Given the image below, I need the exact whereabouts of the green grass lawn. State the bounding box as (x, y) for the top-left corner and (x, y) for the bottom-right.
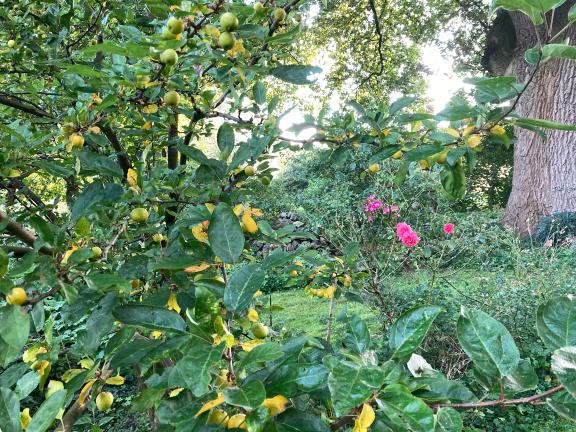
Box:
(269, 289), (378, 343)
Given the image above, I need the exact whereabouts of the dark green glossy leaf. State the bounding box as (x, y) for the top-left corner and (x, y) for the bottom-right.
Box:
(253, 81), (267, 105)
(208, 203), (245, 263)
(27, 389), (67, 432)
(223, 380), (266, 410)
(389, 306), (443, 359)
(276, 408), (331, 432)
(379, 385), (435, 432)
(457, 307), (519, 378)
(217, 123), (235, 154)
(0, 387), (20, 432)
(548, 391), (576, 421)
(513, 117), (576, 132)
(435, 407), (462, 432)
(441, 163), (466, 200)
(238, 342), (284, 372)
(552, 347), (576, 397)
(224, 264), (266, 313)
(343, 315), (371, 354)
(325, 356), (386, 416)
(269, 65), (322, 85)
(503, 358), (538, 392)
(537, 296), (576, 351)
(112, 304), (187, 333)
(168, 343), (224, 397)
(0, 305), (30, 354)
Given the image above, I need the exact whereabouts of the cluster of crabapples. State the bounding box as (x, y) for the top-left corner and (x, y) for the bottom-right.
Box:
(305, 285), (335, 299)
(366, 123), (507, 172)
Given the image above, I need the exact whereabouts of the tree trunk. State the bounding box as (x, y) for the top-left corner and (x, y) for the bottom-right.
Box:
(500, 3), (576, 235)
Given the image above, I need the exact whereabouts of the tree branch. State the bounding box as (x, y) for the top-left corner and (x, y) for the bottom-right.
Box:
(432, 385), (564, 410)
(0, 94), (54, 118)
(99, 124), (133, 179)
(0, 211), (53, 255)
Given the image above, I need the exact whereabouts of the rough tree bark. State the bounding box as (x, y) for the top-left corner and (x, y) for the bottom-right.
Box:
(484, 1), (576, 235)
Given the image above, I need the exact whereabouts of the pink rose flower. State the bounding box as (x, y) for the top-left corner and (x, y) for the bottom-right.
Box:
(396, 222), (412, 237)
(400, 230), (420, 247)
(382, 207), (390, 214)
(443, 223), (455, 234)
(390, 205), (399, 213)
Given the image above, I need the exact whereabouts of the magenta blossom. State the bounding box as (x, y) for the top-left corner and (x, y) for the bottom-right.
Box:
(396, 222), (420, 247)
(443, 223), (455, 234)
(401, 230), (420, 247)
(365, 195), (384, 213)
(396, 222), (412, 237)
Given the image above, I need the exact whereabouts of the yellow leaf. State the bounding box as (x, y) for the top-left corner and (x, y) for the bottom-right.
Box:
(242, 209), (258, 234)
(143, 121), (154, 130)
(441, 127), (460, 138)
(79, 358), (94, 369)
(223, 333), (236, 348)
(195, 393), (224, 418)
(61, 245), (79, 264)
(105, 375), (125, 385)
(46, 380), (64, 399)
(247, 308), (259, 323)
(236, 66), (246, 81)
(467, 134), (481, 148)
(490, 124), (506, 135)
(23, 346), (47, 364)
(62, 369), (85, 383)
(251, 208), (263, 217)
(241, 339), (264, 352)
(325, 285), (335, 298)
(192, 224), (209, 242)
(262, 395), (289, 416)
(151, 330), (163, 339)
(227, 413), (248, 429)
(205, 203), (215, 213)
(233, 203), (244, 216)
(127, 169), (138, 188)
(78, 379), (97, 406)
(167, 293), (181, 314)
(21, 408), (32, 429)
(253, 290), (263, 298)
(142, 104), (158, 114)
(353, 404), (375, 432)
(185, 263), (210, 273)
(169, 387), (185, 397)
(462, 125), (476, 136)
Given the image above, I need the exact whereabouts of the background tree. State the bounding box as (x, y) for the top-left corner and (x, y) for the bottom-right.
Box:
(484, 1), (576, 235)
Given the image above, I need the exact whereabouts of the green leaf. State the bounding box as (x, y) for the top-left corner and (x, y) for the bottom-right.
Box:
(570, 3), (576, 21)
(217, 123), (235, 154)
(253, 81), (267, 105)
(276, 409), (331, 432)
(0, 305), (30, 353)
(269, 65), (322, 85)
(537, 296), (576, 351)
(552, 347), (576, 397)
(223, 380), (266, 410)
(491, 0), (544, 24)
(84, 293), (117, 356)
(238, 342), (284, 372)
(466, 76), (520, 104)
(441, 163), (466, 200)
(548, 391), (576, 421)
(503, 358), (538, 392)
(405, 145), (445, 162)
(130, 388), (165, 412)
(77, 149), (123, 178)
(112, 304), (187, 333)
(389, 96), (417, 115)
(541, 43), (576, 61)
(110, 339), (158, 369)
(0, 388), (20, 432)
(343, 315), (371, 354)
(436, 103), (476, 121)
(389, 306), (443, 359)
(413, 372), (476, 403)
(325, 356), (386, 416)
(168, 343), (224, 397)
(15, 371), (40, 400)
(369, 145), (403, 163)
(0, 248), (8, 277)
(513, 117), (576, 131)
(435, 407), (463, 432)
(457, 307), (520, 378)
(379, 385), (435, 432)
(27, 389), (67, 432)
(208, 203), (245, 263)
(224, 264), (266, 314)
